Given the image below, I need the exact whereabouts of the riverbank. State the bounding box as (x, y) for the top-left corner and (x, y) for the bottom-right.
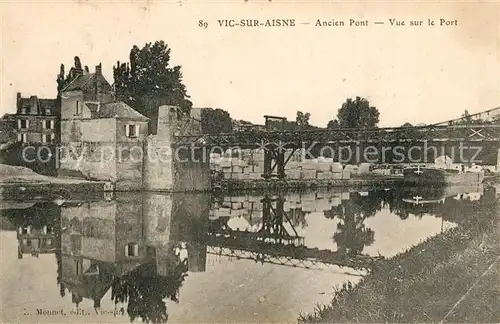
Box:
(0, 164), (112, 199)
(298, 191), (500, 323)
(216, 176), (402, 192)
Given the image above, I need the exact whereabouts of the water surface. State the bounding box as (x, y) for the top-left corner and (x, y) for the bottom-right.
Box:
(1, 183), (494, 323)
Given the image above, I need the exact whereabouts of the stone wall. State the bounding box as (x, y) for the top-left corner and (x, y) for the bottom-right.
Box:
(60, 117), (150, 190)
(61, 90), (88, 120)
(210, 149), (354, 180)
(143, 106), (211, 192)
(60, 201), (117, 262)
(59, 119), (117, 182)
(115, 193), (147, 262)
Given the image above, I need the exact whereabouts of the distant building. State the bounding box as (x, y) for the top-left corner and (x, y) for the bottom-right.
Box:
(0, 94), (59, 174)
(17, 224), (56, 258)
(6, 93), (59, 145)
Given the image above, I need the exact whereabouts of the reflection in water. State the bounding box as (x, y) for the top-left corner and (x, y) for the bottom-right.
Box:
(111, 252), (188, 324)
(0, 183), (497, 323)
(330, 192), (378, 256)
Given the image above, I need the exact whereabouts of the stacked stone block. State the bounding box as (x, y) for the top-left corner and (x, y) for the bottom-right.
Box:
(210, 149), (375, 180)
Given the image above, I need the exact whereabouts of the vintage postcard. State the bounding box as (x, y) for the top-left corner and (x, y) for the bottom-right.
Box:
(1, 1), (499, 323)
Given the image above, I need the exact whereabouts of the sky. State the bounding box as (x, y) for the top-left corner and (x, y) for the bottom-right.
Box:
(1, 1), (499, 127)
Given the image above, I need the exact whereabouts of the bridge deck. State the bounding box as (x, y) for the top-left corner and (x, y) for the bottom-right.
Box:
(175, 124), (500, 148)
(207, 232), (384, 270)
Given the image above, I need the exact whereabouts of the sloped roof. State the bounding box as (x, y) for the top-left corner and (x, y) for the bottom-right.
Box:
(62, 73), (113, 94)
(18, 97), (57, 115)
(93, 102), (149, 121)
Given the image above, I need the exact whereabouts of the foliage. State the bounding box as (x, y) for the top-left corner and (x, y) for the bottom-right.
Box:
(326, 119), (340, 129)
(454, 109), (486, 125)
(328, 97), (380, 129)
(296, 111), (311, 128)
(200, 108), (233, 134)
(111, 252), (189, 324)
(264, 111), (318, 131)
(0, 117), (16, 147)
(326, 192), (381, 255)
(397, 122), (423, 140)
(113, 41), (192, 133)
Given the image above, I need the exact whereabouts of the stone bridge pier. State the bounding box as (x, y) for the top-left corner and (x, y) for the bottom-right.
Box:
(143, 106), (211, 192)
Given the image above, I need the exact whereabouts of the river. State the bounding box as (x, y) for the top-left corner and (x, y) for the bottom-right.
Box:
(1, 183), (496, 323)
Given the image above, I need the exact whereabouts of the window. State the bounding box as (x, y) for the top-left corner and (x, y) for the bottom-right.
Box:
(42, 120), (54, 129)
(41, 134), (48, 143)
(18, 119), (29, 129)
(125, 124), (139, 138)
(125, 243), (139, 257)
(76, 101), (80, 115)
(18, 134), (27, 143)
(50, 133), (56, 142)
(75, 260), (81, 275)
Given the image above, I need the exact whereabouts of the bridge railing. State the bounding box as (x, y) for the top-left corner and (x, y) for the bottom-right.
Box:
(174, 124), (500, 148)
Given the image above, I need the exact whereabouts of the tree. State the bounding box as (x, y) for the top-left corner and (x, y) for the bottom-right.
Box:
(460, 110), (473, 124)
(334, 96), (380, 129)
(399, 122), (421, 140)
(200, 108), (233, 134)
(327, 119), (340, 129)
(113, 41), (192, 134)
(295, 111), (311, 128)
(0, 116), (16, 152)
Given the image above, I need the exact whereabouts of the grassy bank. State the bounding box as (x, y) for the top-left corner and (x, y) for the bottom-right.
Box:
(299, 191), (500, 323)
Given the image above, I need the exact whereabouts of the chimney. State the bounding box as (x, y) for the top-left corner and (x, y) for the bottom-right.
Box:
(84, 65), (89, 74)
(30, 96), (39, 115)
(16, 93), (21, 112)
(95, 63), (102, 75)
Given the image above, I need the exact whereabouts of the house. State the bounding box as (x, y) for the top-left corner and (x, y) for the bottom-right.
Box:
(58, 57), (210, 191)
(1, 95), (59, 174)
(0, 90), (59, 173)
(8, 93), (59, 144)
(59, 60), (149, 190)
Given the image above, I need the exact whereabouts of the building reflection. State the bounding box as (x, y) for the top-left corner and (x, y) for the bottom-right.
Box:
(0, 202), (60, 258)
(2, 182), (496, 324)
(58, 192), (210, 321)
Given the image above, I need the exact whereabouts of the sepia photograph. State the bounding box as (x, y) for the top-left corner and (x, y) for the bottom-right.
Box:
(0, 1), (499, 323)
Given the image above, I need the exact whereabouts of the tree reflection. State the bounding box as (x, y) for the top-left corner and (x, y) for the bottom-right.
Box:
(289, 208), (309, 229)
(111, 249), (188, 324)
(331, 192), (382, 255)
